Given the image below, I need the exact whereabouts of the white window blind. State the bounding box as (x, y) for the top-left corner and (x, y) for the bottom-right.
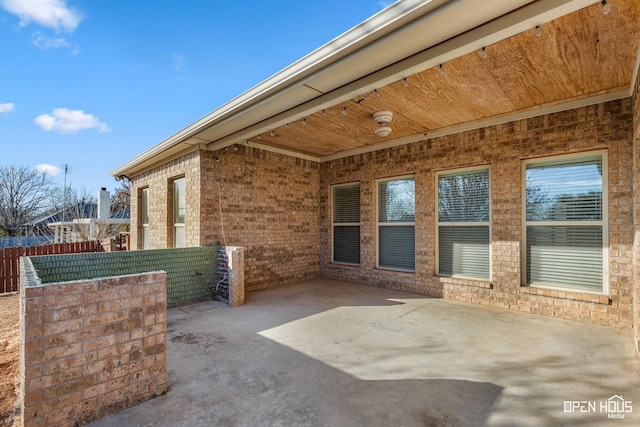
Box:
(437, 169), (490, 279)
(524, 154), (606, 292)
(378, 177), (415, 271)
(332, 183), (360, 264)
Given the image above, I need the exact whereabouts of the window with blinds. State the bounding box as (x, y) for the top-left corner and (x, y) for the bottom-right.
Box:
(437, 168), (490, 279)
(377, 176), (415, 271)
(524, 152), (607, 292)
(332, 183), (360, 265)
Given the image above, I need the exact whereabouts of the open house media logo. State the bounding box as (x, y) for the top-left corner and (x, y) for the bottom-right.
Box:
(564, 395), (633, 420)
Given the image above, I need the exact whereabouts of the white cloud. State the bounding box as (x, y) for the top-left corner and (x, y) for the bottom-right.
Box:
(0, 102), (15, 113)
(34, 108), (110, 134)
(35, 163), (62, 176)
(32, 32), (69, 49)
(172, 53), (186, 71)
(0, 0), (82, 32)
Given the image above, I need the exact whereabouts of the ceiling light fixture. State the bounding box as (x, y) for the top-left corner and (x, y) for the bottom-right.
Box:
(601, 0), (612, 15)
(373, 111), (393, 138)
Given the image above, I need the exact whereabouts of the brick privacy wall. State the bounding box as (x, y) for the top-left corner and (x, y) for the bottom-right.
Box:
(20, 264), (167, 426)
(28, 247), (218, 308)
(130, 151), (201, 251)
(321, 99), (634, 329)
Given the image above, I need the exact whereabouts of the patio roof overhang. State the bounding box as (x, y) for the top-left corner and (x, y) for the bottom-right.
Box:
(111, 0), (640, 178)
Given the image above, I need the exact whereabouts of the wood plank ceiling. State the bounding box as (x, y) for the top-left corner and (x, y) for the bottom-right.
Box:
(247, 0), (640, 158)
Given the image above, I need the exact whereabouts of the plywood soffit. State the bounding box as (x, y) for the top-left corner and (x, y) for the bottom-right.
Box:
(244, 0), (640, 159)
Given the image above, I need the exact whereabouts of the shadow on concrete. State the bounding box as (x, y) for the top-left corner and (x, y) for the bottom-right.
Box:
(89, 279), (640, 427)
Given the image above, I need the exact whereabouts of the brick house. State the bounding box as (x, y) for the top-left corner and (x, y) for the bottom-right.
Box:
(112, 0), (640, 348)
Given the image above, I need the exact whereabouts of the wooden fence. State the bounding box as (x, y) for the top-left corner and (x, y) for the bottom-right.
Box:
(0, 240), (104, 294)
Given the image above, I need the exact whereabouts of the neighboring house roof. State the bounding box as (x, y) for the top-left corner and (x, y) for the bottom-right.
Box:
(112, 0), (640, 179)
(27, 202), (98, 227)
(27, 204), (130, 227)
(110, 209), (130, 220)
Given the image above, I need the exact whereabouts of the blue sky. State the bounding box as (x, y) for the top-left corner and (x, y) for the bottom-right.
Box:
(0, 0), (390, 195)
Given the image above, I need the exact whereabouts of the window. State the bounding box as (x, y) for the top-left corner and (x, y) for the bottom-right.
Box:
(140, 188), (149, 250)
(437, 168), (490, 279)
(332, 183), (360, 264)
(377, 176), (415, 271)
(173, 178), (186, 248)
(523, 151), (607, 292)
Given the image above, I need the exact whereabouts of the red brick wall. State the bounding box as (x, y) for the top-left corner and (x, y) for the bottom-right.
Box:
(20, 271), (167, 426)
(321, 99), (634, 329)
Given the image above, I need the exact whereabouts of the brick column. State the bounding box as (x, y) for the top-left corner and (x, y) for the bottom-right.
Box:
(226, 246), (245, 308)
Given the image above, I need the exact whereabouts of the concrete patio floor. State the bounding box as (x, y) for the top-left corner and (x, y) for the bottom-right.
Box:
(89, 279), (640, 426)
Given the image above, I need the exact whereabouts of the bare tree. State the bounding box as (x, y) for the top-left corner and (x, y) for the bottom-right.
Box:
(0, 165), (56, 236)
(438, 173), (490, 221)
(50, 186), (97, 219)
(110, 178), (130, 214)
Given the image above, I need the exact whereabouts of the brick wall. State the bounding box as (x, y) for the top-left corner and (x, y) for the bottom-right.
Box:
(130, 151), (201, 251)
(199, 147), (320, 290)
(20, 258), (167, 426)
(130, 145), (320, 292)
(321, 98), (634, 329)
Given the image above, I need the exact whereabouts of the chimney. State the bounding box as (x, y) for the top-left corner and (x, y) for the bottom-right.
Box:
(98, 187), (110, 219)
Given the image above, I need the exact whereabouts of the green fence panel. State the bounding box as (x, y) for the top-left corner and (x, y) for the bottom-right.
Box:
(29, 246), (219, 308)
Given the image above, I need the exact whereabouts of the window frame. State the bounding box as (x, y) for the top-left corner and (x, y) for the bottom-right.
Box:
(376, 174), (416, 272)
(140, 187), (149, 250)
(435, 165), (492, 280)
(521, 150), (609, 294)
(171, 177), (186, 248)
(331, 182), (361, 266)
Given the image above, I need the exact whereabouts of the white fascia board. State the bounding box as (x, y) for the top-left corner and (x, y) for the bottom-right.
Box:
(206, 0), (600, 151)
(196, 0), (537, 146)
(112, 0), (597, 177)
(111, 0), (450, 177)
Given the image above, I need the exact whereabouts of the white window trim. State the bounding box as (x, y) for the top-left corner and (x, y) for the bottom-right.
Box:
(141, 188), (149, 250)
(172, 177), (186, 248)
(331, 182), (361, 266)
(435, 165), (492, 280)
(521, 150), (609, 294)
(376, 174), (416, 273)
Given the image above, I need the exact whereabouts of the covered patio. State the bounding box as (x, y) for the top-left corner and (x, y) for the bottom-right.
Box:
(89, 279), (640, 426)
